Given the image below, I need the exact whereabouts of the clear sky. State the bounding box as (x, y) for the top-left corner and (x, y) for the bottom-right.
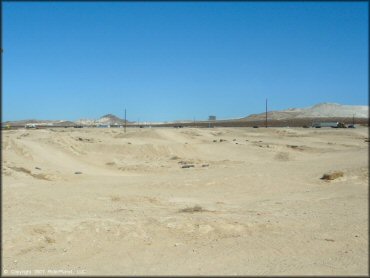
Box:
(3, 2), (368, 122)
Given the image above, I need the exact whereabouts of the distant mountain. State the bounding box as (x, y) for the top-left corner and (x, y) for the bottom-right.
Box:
(98, 114), (127, 125)
(3, 119), (76, 126)
(243, 103), (369, 121)
(3, 103), (368, 127)
(3, 114), (133, 127)
(76, 114), (132, 126)
(52, 121), (76, 126)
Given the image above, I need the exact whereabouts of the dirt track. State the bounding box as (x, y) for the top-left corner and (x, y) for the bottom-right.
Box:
(2, 127), (368, 275)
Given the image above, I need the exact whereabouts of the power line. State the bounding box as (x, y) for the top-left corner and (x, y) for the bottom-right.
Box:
(265, 98), (268, 128)
(124, 108), (127, 133)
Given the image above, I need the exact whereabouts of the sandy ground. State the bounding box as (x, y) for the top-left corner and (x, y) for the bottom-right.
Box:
(2, 127), (368, 276)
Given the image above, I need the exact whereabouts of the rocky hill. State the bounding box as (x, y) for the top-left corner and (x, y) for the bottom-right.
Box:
(98, 114), (127, 125)
(3, 119), (76, 127)
(75, 114), (131, 126)
(3, 114), (130, 127)
(243, 103), (368, 121)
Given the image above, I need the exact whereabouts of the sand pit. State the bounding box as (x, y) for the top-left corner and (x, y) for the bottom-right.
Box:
(2, 127), (368, 275)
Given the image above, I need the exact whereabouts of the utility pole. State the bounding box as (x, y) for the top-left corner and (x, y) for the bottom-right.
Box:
(124, 108), (127, 133)
(265, 98), (268, 128)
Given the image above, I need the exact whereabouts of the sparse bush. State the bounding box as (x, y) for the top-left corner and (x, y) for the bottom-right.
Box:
(111, 196), (121, 202)
(178, 205), (205, 213)
(321, 171), (344, 181)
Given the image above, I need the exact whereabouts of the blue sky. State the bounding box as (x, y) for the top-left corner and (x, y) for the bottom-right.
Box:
(3, 2), (368, 122)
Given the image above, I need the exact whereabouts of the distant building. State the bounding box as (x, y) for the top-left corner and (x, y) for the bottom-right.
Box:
(25, 123), (37, 128)
(97, 124), (110, 128)
(208, 115), (216, 121)
(312, 122), (346, 128)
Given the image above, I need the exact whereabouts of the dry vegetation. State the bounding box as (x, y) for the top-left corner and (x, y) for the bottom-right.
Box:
(321, 171), (345, 181)
(178, 205), (206, 213)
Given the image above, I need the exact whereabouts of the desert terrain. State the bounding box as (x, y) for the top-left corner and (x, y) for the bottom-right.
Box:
(2, 126), (368, 275)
